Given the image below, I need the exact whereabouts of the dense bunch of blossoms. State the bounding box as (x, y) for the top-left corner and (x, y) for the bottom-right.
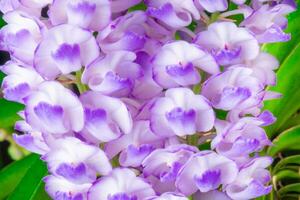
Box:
(0, 0), (296, 199)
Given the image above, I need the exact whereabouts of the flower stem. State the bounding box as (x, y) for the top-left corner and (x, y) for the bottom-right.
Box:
(75, 69), (88, 94)
(209, 12), (220, 24)
(187, 134), (199, 146)
(111, 156), (120, 167)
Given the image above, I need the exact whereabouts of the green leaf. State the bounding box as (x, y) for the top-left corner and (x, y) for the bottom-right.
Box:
(255, 191), (277, 200)
(267, 126), (300, 156)
(262, 8), (300, 138)
(127, 2), (146, 12)
(0, 17), (6, 28)
(227, 2), (244, 24)
(215, 109), (227, 120)
(274, 170), (300, 183)
(257, 191), (275, 200)
(279, 194), (300, 200)
(273, 155), (300, 173)
(0, 99), (24, 132)
(278, 113), (300, 133)
(0, 71), (5, 84)
(30, 181), (51, 200)
(7, 154), (50, 200)
(278, 183), (300, 196)
(255, 196), (267, 200)
(0, 154), (38, 199)
(198, 142), (211, 150)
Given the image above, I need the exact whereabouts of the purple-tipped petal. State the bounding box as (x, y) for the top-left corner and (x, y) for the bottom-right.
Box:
(88, 168), (155, 200)
(176, 151), (238, 196)
(202, 67), (263, 111)
(195, 22), (259, 66)
(34, 24), (99, 79)
(34, 102), (64, 130)
(147, 3), (192, 29)
(13, 132), (49, 155)
(153, 41), (219, 89)
(226, 157), (273, 199)
(49, 0), (111, 31)
(194, 170), (221, 192)
(193, 190), (231, 200)
(44, 175), (91, 200)
(227, 180), (272, 200)
(52, 43), (81, 73)
(55, 163), (87, 181)
(151, 88), (215, 137)
(258, 110), (276, 126)
(195, 0), (228, 12)
(212, 87), (251, 110)
(166, 108), (197, 136)
(165, 62), (201, 86)
(119, 144), (155, 167)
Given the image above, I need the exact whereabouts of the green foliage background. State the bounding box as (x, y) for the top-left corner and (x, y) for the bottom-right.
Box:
(0, 3), (300, 200)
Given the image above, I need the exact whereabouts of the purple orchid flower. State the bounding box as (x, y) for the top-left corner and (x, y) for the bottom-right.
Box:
(97, 11), (172, 54)
(44, 174), (92, 200)
(211, 116), (272, 159)
(146, 0), (200, 29)
(42, 137), (112, 180)
(1, 61), (44, 103)
(241, 52), (279, 86)
(226, 157), (273, 200)
(241, 2), (295, 43)
(195, 22), (260, 66)
(202, 67), (264, 111)
(34, 24), (99, 80)
(88, 168), (155, 200)
(142, 144), (198, 194)
(82, 50), (142, 97)
(97, 11), (148, 53)
(176, 151), (238, 195)
(132, 52), (163, 100)
(49, 0), (111, 31)
(193, 190), (231, 200)
(23, 81), (84, 135)
(13, 119), (49, 155)
(152, 41), (219, 89)
(147, 192), (188, 200)
(150, 88), (215, 137)
(0, 11), (45, 64)
(195, 0), (228, 13)
(0, 0), (51, 16)
(80, 91), (133, 143)
(105, 120), (163, 167)
(111, 0), (142, 13)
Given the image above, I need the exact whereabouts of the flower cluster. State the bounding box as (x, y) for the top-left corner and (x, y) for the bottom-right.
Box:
(0, 0), (295, 199)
